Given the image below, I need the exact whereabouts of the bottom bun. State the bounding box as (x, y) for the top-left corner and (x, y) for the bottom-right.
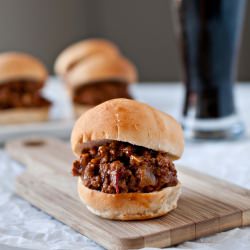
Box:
(74, 104), (93, 118)
(0, 107), (50, 124)
(78, 178), (181, 220)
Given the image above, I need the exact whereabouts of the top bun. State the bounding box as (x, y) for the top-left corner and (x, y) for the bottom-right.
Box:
(54, 38), (120, 76)
(0, 52), (48, 84)
(71, 98), (184, 160)
(66, 54), (138, 88)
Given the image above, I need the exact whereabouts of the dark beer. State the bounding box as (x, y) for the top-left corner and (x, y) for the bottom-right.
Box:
(175, 0), (246, 119)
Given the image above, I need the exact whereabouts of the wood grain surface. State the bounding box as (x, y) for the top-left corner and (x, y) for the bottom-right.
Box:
(5, 137), (250, 250)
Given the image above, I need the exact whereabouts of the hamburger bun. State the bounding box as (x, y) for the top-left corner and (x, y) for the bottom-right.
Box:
(66, 54), (138, 89)
(78, 178), (181, 220)
(0, 107), (49, 124)
(71, 98), (184, 220)
(71, 98), (184, 160)
(54, 38), (120, 76)
(0, 52), (48, 84)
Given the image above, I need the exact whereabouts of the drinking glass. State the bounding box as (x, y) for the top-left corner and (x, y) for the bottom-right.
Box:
(173, 0), (246, 139)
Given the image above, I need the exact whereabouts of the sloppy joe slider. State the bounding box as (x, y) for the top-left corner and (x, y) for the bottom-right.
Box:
(54, 38), (137, 117)
(66, 54), (137, 117)
(71, 98), (184, 220)
(0, 52), (51, 124)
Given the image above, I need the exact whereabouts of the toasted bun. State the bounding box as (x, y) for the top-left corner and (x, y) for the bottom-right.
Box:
(0, 52), (47, 84)
(0, 107), (49, 124)
(54, 39), (120, 76)
(71, 98), (184, 160)
(78, 178), (181, 220)
(66, 55), (138, 88)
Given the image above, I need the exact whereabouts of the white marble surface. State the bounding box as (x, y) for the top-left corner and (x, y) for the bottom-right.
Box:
(0, 80), (250, 250)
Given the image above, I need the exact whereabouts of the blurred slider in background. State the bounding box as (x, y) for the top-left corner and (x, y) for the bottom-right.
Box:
(0, 52), (51, 124)
(54, 38), (138, 117)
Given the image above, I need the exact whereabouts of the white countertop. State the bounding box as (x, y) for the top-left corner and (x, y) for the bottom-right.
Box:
(0, 80), (250, 250)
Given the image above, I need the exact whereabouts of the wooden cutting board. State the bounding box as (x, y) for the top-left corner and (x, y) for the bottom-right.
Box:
(6, 137), (250, 250)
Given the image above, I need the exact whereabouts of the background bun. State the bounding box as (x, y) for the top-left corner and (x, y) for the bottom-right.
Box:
(78, 178), (181, 220)
(0, 52), (48, 84)
(66, 54), (138, 88)
(0, 107), (49, 124)
(54, 38), (120, 76)
(71, 98), (184, 160)
(73, 104), (93, 119)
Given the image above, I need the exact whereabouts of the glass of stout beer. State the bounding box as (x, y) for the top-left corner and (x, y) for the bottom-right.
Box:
(174, 0), (246, 139)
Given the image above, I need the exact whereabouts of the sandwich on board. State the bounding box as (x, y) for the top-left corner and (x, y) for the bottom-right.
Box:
(71, 98), (184, 220)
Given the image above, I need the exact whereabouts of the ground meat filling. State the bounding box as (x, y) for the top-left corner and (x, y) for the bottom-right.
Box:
(72, 141), (178, 194)
(0, 80), (51, 109)
(73, 81), (132, 106)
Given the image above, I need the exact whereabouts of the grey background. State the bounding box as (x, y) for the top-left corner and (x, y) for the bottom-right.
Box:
(0, 0), (249, 81)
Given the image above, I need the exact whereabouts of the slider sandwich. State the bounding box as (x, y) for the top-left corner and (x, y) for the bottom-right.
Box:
(66, 54), (137, 116)
(54, 39), (137, 117)
(71, 98), (184, 220)
(0, 52), (50, 124)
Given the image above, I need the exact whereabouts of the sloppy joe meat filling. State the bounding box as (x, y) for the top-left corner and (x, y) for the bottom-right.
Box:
(72, 141), (178, 194)
(0, 80), (51, 109)
(73, 81), (131, 106)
